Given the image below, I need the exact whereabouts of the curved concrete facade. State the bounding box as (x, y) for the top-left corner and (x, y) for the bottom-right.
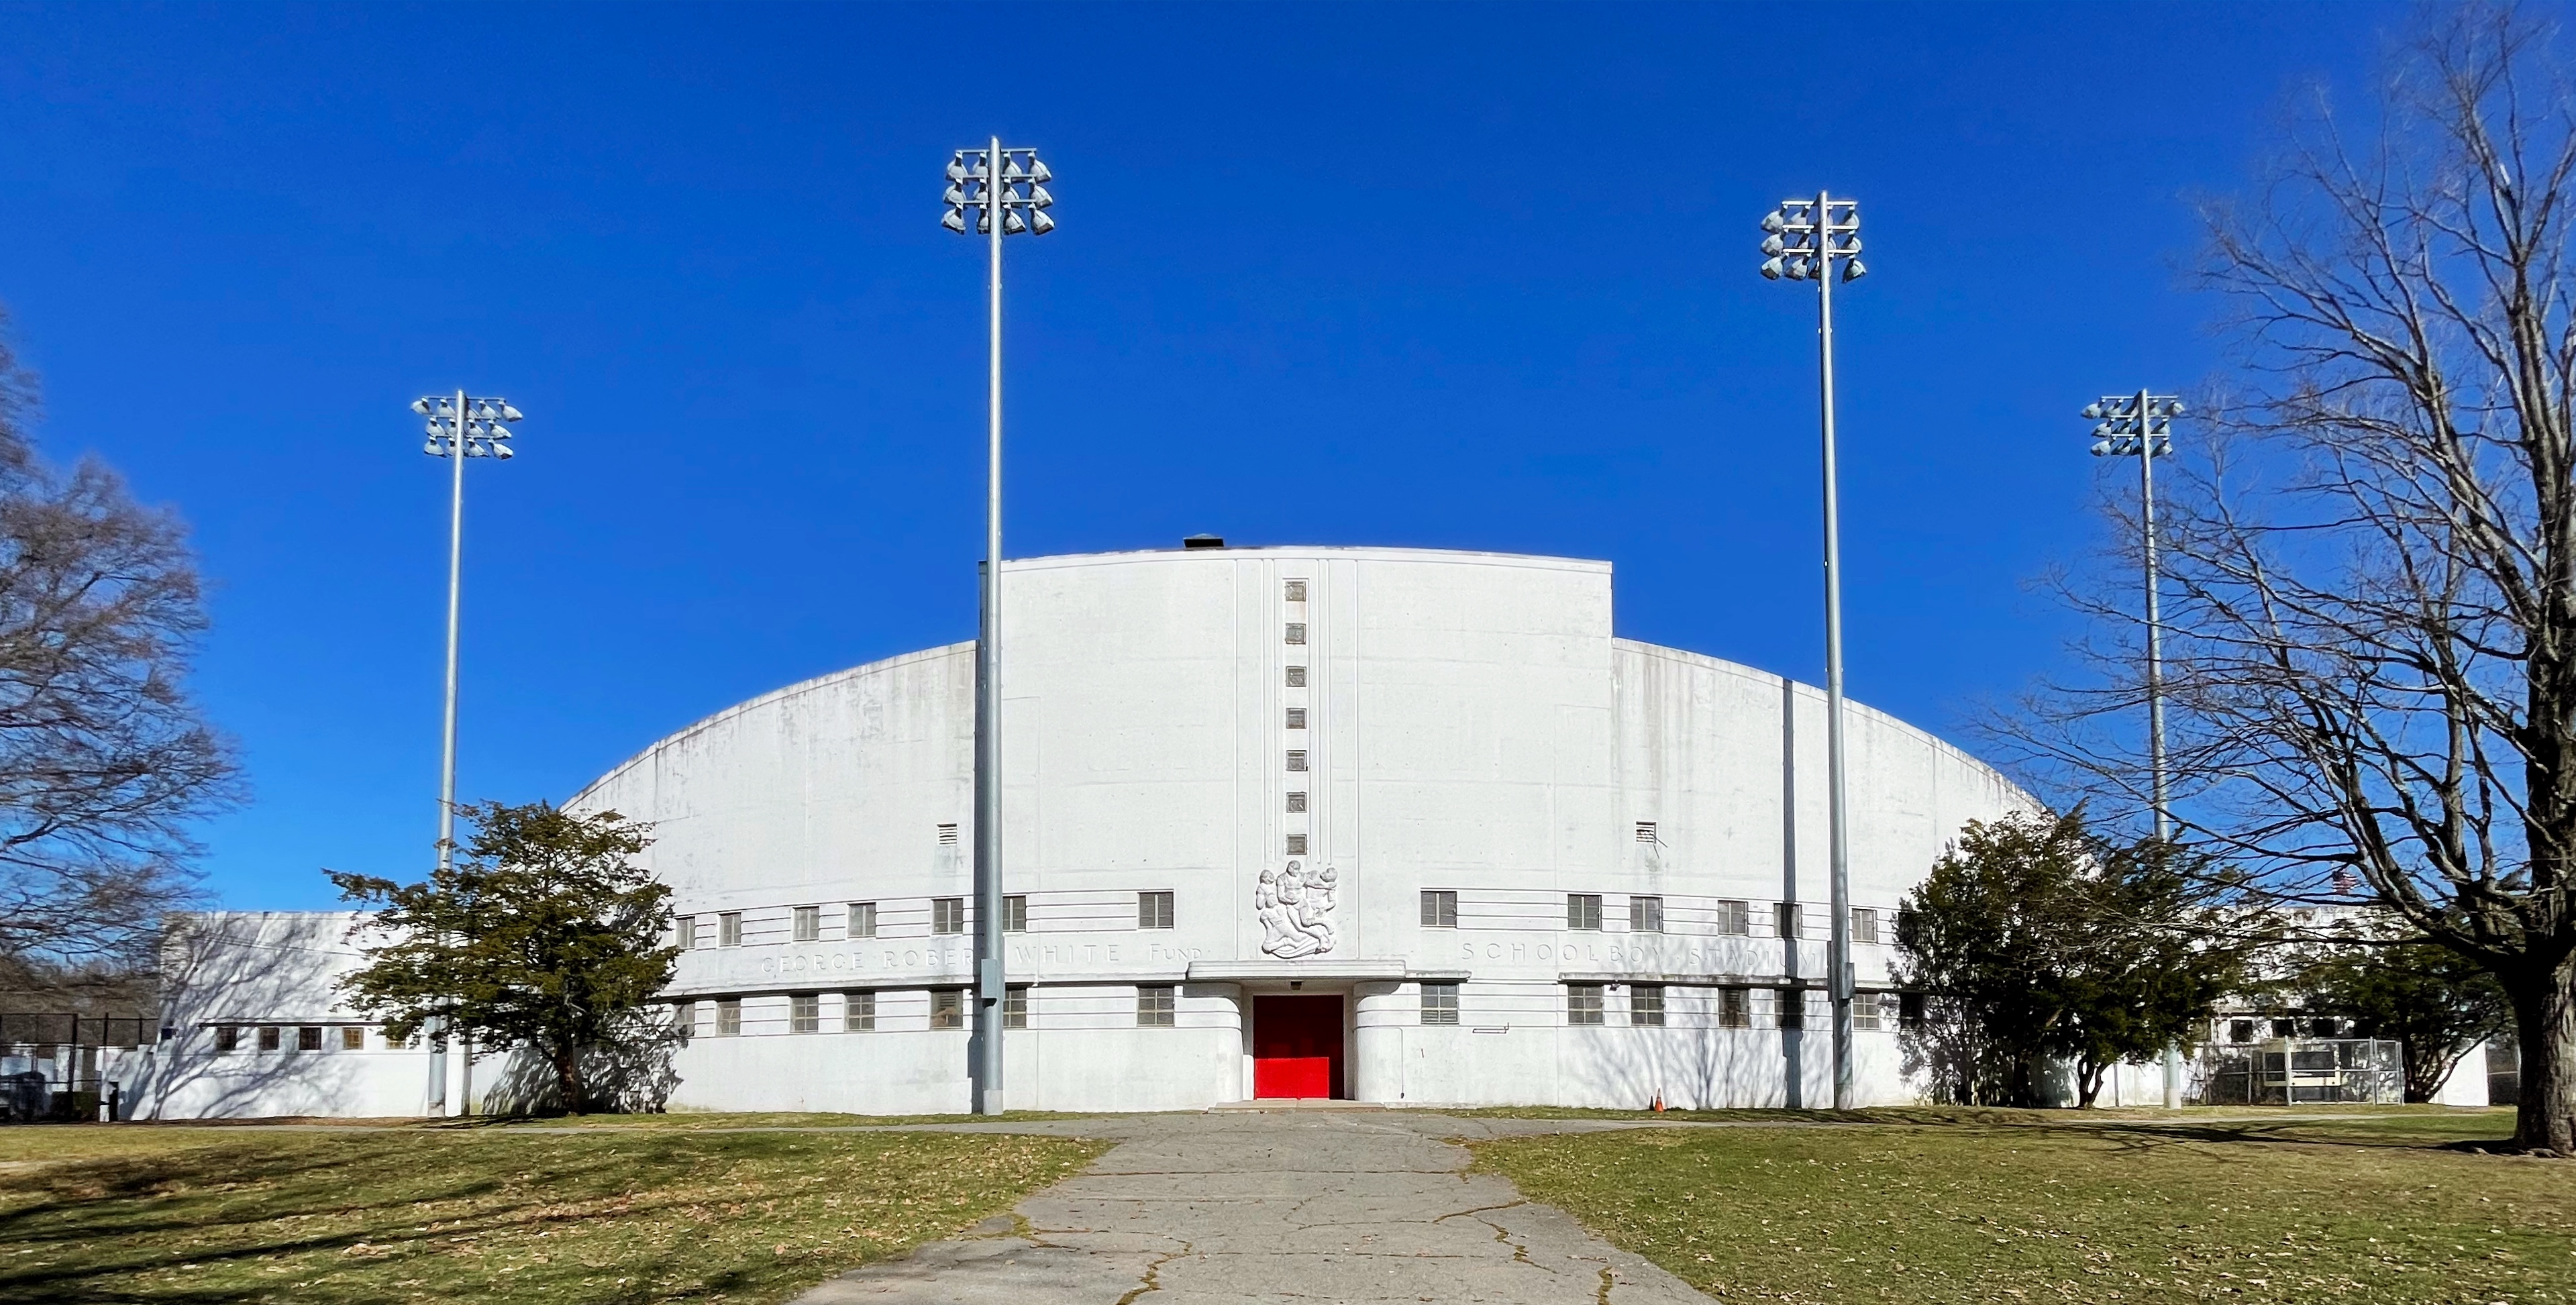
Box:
(570, 545), (2030, 1114)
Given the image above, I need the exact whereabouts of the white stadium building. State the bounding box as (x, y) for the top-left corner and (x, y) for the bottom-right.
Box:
(130, 543), (2031, 1118)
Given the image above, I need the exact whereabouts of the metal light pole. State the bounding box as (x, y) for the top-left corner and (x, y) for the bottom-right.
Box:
(2083, 391), (2181, 843)
(1759, 193), (1867, 1110)
(412, 390), (521, 1116)
(2086, 390), (2184, 1108)
(943, 139), (1054, 1117)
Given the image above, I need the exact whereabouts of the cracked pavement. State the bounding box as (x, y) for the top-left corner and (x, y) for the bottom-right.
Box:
(792, 1111), (1714, 1304)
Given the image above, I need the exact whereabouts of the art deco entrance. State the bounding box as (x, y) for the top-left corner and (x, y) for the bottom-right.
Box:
(1251, 994), (1344, 1098)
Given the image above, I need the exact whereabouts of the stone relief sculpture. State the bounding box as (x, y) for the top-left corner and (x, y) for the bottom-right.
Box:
(1256, 859), (1338, 959)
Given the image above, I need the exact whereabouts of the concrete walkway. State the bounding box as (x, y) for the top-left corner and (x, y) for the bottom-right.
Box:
(792, 1110), (1713, 1305)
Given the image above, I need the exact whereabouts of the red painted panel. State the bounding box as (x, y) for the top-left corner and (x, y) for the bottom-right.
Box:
(1252, 995), (1344, 1098)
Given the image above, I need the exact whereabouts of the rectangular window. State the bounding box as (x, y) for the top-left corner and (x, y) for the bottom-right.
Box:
(2272, 1018), (2296, 1038)
(1286, 791), (1307, 813)
(1285, 707), (1306, 729)
(214, 1025), (240, 1053)
(1004, 894), (1028, 932)
(717, 998), (743, 1036)
(1566, 984), (1605, 1026)
(1139, 890), (1175, 929)
(1421, 889), (1458, 928)
(1284, 622), (1306, 645)
(1004, 986), (1029, 1029)
(1421, 982), (1460, 1025)
(674, 914), (695, 949)
(1718, 988), (1751, 1029)
(297, 1026), (323, 1052)
(1899, 990), (1927, 1029)
(845, 991), (876, 1032)
(1775, 901), (1800, 939)
(676, 1001), (698, 1036)
(931, 990), (965, 1030)
(1629, 895), (1664, 933)
(340, 1027), (366, 1051)
(1284, 580), (1306, 602)
(2230, 1019), (2256, 1045)
(258, 1026), (281, 1051)
(1853, 992), (1884, 1031)
(937, 823), (960, 845)
(1286, 749), (1308, 772)
(1851, 907), (1881, 945)
(793, 905), (821, 943)
(384, 1028), (412, 1049)
(1634, 821), (1657, 843)
(1138, 984), (1177, 1027)
(1285, 666), (1307, 688)
(1566, 894), (1604, 931)
(791, 994), (819, 1034)
(1777, 989), (1806, 1029)
(1715, 900), (1750, 935)
(719, 911), (743, 947)
(849, 902), (878, 937)
(1286, 833), (1308, 855)
(1631, 984), (1667, 1027)
(933, 898), (966, 934)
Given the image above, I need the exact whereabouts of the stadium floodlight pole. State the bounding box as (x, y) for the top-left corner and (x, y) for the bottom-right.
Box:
(2083, 390), (2182, 843)
(412, 390), (521, 1116)
(944, 138), (1054, 1118)
(2086, 390), (2185, 1109)
(1759, 193), (1867, 1111)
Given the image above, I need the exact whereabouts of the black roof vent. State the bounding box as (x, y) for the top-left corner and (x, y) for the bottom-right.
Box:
(1182, 534), (1226, 550)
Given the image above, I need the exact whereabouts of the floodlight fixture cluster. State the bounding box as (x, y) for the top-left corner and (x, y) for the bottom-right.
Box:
(1759, 197), (1866, 283)
(943, 147), (1056, 236)
(2085, 393), (2184, 458)
(415, 395), (524, 460)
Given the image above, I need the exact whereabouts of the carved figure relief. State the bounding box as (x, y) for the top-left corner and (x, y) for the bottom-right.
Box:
(1256, 859), (1338, 959)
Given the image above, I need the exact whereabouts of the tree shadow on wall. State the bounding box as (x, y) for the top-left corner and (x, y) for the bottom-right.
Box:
(476, 1010), (687, 1117)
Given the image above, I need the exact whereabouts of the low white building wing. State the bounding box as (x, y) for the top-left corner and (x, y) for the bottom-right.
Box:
(141, 545), (2032, 1117)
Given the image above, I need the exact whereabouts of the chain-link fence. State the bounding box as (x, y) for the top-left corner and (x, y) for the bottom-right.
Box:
(2196, 1038), (2404, 1105)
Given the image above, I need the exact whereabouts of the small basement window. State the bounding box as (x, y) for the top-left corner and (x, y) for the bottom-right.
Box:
(1285, 666), (1307, 688)
(1138, 984), (1177, 1027)
(1286, 791), (1307, 813)
(340, 1027), (366, 1051)
(1286, 749), (1308, 772)
(1853, 993), (1884, 1031)
(1778, 989), (1807, 1029)
(1421, 982), (1460, 1025)
(1284, 622), (1306, 645)
(1285, 833), (1308, 855)
(258, 1026), (281, 1051)
(845, 991), (876, 1032)
(1285, 707), (1306, 729)
(1284, 580), (1306, 602)
(791, 994), (819, 1034)
(1632, 984), (1667, 1027)
(214, 1025), (240, 1053)
(931, 990), (965, 1030)
(717, 999), (743, 1036)
(1718, 988), (1750, 1029)
(297, 1026), (323, 1052)
(1566, 984), (1605, 1026)
(1004, 986), (1029, 1029)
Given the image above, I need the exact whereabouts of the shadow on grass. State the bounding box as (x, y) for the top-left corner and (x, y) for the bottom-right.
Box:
(0, 1132), (857, 1304)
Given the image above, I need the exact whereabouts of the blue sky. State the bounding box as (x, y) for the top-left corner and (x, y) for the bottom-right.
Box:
(0, 1), (2400, 908)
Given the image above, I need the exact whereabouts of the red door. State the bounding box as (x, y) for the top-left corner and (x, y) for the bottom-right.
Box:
(1253, 995), (1344, 1098)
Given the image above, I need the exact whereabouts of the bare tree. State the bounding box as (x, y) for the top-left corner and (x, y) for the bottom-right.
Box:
(0, 307), (237, 970)
(1999, 6), (2576, 1152)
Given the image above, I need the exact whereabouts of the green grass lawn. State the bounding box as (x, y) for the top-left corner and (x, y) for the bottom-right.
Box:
(1474, 1107), (2570, 1304)
(0, 1125), (1107, 1304)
